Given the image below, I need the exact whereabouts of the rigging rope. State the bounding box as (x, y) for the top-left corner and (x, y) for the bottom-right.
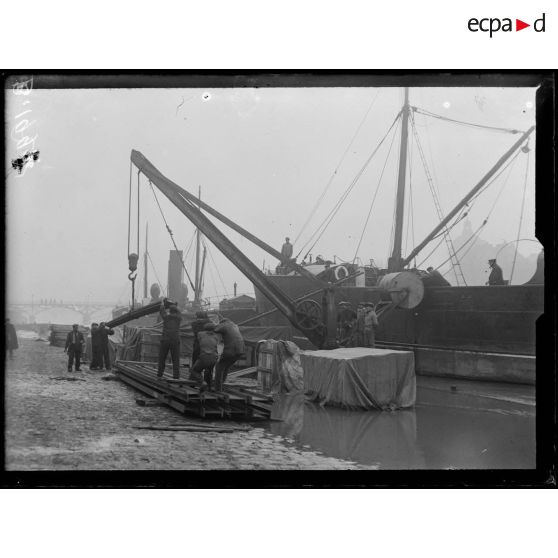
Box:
(183, 229), (197, 262)
(203, 239), (230, 297)
(147, 178), (196, 292)
(146, 251), (165, 294)
(411, 112), (466, 284)
(298, 112), (402, 261)
(352, 117), (400, 263)
(433, 151), (520, 272)
(293, 89), (382, 247)
(509, 147), (531, 284)
(413, 107), (523, 135)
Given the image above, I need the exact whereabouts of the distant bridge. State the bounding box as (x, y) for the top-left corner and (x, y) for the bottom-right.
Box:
(7, 303), (117, 325)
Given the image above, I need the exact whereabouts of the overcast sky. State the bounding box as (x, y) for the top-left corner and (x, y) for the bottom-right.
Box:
(6, 84), (539, 305)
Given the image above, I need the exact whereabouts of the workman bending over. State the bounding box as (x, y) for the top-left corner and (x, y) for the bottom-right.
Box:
(98, 322), (115, 371)
(157, 301), (182, 379)
(426, 266), (451, 287)
(191, 311), (211, 365)
(64, 323), (84, 372)
(213, 317), (245, 391)
(190, 322), (219, 391)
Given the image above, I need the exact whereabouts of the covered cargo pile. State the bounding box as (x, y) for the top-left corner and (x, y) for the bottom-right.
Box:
(49, 324), (89, 348)
(302, 347), (416, 411)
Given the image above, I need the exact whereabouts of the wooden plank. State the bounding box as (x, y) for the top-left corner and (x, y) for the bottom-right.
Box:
(115, 361), (271, 420)
(227, 366), (258, 380)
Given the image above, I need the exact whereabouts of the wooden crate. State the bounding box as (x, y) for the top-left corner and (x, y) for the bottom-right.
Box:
(257, 340), (276, 393)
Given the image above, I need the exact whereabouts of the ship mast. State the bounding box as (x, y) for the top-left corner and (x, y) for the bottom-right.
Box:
(388, 87), (410, 272)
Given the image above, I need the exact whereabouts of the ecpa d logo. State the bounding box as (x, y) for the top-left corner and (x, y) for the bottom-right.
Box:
(468, 13), (546, 37)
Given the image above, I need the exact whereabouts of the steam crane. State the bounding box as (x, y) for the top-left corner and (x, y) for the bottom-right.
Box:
(128, 150), (425, 349)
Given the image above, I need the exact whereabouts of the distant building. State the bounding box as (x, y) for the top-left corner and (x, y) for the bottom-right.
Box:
(219, 294), (257, 323)
(219, 294), (256, 311)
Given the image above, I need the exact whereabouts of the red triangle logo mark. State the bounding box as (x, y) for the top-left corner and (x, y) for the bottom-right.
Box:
(516, 19), (530, 31)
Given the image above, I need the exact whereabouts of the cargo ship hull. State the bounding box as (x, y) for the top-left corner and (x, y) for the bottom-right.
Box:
(254, 276), (542, 384)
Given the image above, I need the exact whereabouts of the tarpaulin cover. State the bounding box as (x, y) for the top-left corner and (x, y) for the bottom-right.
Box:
(302, 347), (415, 410)
(258, 340), (304, 394)
(239, 326), (292, 344)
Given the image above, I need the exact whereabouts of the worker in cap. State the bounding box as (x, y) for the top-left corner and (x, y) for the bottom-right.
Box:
(337, 302), (357, 346)
(89, 322), (103, 371)
(487, 258), (505, 286)
(281, 236), (293, 263)
(190, 322), (218, 391)
(213, 318), (245, 391)
(64, 323), (84, 372)
(355, 303), (366, 346)
(363, 303), (379, 348)
(157, 302), (183, 379)
(98, 322), (115, 371)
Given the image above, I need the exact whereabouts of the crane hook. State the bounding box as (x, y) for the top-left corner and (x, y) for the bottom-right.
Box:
(128, 253), (139, 309)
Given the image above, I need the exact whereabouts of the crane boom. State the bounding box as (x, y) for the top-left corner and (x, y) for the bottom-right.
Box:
(130, 150), (330, 348)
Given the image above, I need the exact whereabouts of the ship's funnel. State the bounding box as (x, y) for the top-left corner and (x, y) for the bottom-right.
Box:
(378, 271), (424, 309)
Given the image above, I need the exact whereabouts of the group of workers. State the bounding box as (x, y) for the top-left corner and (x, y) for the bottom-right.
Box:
(64, 322), (114, 372)
(57, 251), (505, 377)
(157, 301), (245, 392)
(337, 301), (379, 348)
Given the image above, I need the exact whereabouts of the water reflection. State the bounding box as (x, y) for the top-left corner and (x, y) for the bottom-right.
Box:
(268, 387), (535, 469)
(270, 394), (426, 468)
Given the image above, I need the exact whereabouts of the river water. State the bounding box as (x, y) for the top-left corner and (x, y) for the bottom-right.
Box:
(266, 376), (536, 469)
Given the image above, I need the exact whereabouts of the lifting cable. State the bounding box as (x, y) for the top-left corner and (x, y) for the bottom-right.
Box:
(126, 163), (140, 308)
(298, 112), (402, 261)
(413, 107), (523, 135)
(146, 177), (196, 292)
(352, 116), (400, 263)
(509, 146), (531, 284)
(293, 89), (382, 247)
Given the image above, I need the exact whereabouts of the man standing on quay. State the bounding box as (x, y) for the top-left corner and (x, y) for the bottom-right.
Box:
(157, 301), (182, 379)
(64, 323), (84, 372)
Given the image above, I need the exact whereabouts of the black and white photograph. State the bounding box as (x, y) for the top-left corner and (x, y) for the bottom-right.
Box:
(3, 73), (554, 482)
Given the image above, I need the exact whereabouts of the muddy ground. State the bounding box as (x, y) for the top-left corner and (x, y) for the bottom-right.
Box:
(5, 336), (369, 470)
